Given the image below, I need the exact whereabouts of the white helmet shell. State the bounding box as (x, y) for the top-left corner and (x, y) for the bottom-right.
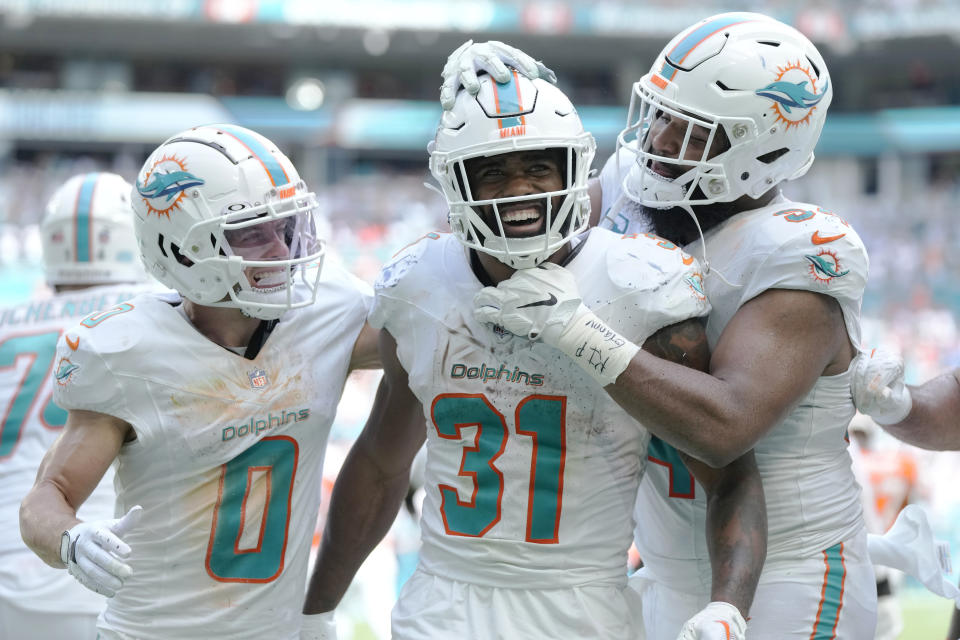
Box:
(133, 124), (324, 320)
(430, 73), (596, 269)
(42, 172), (147, 286)
(619, 12), (832, 209)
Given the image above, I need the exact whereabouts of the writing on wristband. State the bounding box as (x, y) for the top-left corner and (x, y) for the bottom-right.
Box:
(556, 313), (639, 387)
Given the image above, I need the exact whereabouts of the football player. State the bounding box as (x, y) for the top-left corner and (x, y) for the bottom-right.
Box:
(303, 74), (767, 639)
(1, 173), (154, 640)
(19, 126), (379, 640)
(446, 13), (877, 639)
(851, 348), (960, 451)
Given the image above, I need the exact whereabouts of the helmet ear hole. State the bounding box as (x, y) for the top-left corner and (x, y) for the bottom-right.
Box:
(757, 148), (790, 164)
(169, 243), (194, 268)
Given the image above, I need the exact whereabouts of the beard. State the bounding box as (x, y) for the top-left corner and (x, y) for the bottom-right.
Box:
(623, 198), (740, 248)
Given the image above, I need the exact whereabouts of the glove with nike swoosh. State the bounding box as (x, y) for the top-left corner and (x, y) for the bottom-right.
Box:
(440, 40), (557, 110)
(473, 263), (639, 387)
(850, 348), (913, 425)
(676, 601), (747, 640)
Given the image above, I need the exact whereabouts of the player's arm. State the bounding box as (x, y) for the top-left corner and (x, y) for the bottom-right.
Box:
(19, 408), (130, 567)
(643, 320), (767, 621)
(608, 288), (850, 467)
(857, 359), (960, 450)
(348, 322), (382, 371)
(476, 265), (850, 467)
(303, 328), (425, 615)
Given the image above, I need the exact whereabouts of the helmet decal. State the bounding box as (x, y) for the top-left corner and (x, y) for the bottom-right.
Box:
(136, 154), (204, 218)
(218, 123), (291, 186)
(490, 70), (529, 138)
(755, 61), (829, 129)
(72, 172), (99, 262)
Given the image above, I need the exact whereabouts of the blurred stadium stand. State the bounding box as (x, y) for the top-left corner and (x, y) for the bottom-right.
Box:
(1, 0), (957, 368)
(1, 3), (958, 638)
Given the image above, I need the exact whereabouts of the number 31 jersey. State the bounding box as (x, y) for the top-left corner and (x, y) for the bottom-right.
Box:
(369, 230), (709, 589)
(53, 261), (370, 640)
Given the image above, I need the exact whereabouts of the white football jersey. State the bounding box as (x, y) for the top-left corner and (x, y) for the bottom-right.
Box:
(0, 284), (153, 611)
(53, 261), (371, 640)
(369, 229), (709, 590)
(601, 155), (870, 591)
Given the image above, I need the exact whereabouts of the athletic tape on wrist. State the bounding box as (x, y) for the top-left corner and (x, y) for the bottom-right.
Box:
(553, 310), (640, 387)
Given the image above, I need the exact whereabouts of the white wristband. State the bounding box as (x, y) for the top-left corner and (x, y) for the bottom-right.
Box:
(551, 308), (640, 387)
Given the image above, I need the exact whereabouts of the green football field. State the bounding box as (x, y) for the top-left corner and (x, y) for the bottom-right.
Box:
(901, 589), (956, 639)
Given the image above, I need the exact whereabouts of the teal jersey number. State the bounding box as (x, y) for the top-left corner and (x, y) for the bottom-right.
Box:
(206, 435), (299, 583)
(0, 330), (66, 460)
(647, 436), (695, 499)
(431, 393), (567, 543)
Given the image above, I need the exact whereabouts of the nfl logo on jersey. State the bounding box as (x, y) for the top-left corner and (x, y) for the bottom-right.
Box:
(248, 368), (269, 389)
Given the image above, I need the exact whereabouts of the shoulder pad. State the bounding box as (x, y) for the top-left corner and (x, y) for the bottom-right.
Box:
(741, 204), (868, 304)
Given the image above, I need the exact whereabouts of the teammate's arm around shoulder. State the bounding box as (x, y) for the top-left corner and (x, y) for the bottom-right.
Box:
(303, 329), (425, 616)
(20, 408), (140, 596)
(644, 319), (767, 631)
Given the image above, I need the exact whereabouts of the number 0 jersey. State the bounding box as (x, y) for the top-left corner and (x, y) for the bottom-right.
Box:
(600, 150), (870, 592)
(369, 230), (709, 589)
(52, 261), (371, 640)
(0, 284), (152, 611)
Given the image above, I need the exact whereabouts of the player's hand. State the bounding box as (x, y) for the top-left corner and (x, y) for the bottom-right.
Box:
(64, 505), (142, 597)
(473, 263), (587, 344)
(676, 601), (747, 640)
(300, 611), (338, 640)
(440, 40), (557, 110)
(850, 348), (912, 425)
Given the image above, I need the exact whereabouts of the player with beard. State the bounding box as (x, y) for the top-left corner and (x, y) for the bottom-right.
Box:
(304, 73), (767, 640)
(447, 14), (877, 639)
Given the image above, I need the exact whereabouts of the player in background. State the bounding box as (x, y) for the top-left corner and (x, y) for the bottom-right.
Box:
(849, 412), (921, 640)
(304, 74), (766, 639)
(1, 172), (154, 640)
(19, 125), (379, 640)
(851, 349), (960, 451)
(445, 13), (877, 639)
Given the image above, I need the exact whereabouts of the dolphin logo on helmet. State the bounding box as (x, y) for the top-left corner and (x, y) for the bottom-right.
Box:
(136, 170), (205, 202)
(755, 79), (829, 114)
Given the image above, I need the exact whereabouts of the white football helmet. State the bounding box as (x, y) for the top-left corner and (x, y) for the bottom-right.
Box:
(430, 72), (596, 269)
(42, 172), (147, 286)
(133, 124), (324, 320)
(619, 12), (832, 209)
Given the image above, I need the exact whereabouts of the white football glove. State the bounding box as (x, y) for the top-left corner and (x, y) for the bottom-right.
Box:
(850, 348), (913, 425)
(300, 611), (338, 640)
(440, 39), (557, 110)
(676, 601), (747, 640)
(64, 505), (142, 597)
(473, 263), (639, 386)
(868, 505), (960, 607)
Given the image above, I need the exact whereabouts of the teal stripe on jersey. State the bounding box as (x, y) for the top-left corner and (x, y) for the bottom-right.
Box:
(74, 173), (99, 262)
(811, 541), (846, 639)
(494, 72), (524, 129)
(218, 124), (290, 187)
